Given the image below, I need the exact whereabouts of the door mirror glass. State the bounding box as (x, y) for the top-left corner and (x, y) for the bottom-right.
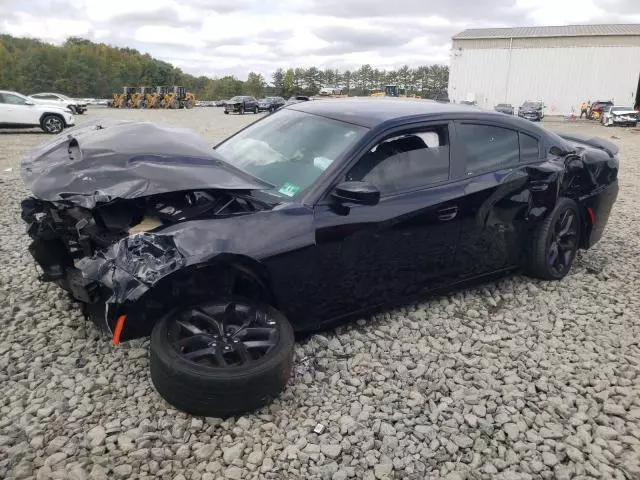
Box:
(24, 100), (35, 105)
(331, 181), (380, 206)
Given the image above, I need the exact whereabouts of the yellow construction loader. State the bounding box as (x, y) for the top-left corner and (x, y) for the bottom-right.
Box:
(112, 87), (136, 108)
(131, 87), (153, 108)
(163, 86), (196, 109)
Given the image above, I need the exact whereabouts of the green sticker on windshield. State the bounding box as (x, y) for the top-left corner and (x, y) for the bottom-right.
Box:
(278, 182), (300, 197)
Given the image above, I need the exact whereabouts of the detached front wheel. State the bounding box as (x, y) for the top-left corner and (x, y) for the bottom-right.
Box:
(150, 297), (294, 417)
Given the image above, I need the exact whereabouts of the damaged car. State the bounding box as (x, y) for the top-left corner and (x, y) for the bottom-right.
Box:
(20, 99), (619, 417)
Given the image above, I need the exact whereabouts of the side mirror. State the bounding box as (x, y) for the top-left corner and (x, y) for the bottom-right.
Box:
(24, 100), (35, 106)
(331, 181), (380, 206)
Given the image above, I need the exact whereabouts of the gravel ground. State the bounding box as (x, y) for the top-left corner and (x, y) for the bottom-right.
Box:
(1, 107), (639, 480)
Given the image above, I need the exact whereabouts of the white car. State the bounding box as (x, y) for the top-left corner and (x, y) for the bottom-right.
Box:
(29, 92), (88, 114)
(602, 106), (639, 127)
(0, 90), (75, 134)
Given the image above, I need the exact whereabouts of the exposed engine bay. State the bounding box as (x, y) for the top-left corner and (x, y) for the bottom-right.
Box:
(21, 190), (268, 280)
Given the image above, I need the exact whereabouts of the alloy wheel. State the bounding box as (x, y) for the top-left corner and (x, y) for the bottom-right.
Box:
(547, 209), (578, 277)
(44, 117), (63, 134)
(167, 301), (280, 367)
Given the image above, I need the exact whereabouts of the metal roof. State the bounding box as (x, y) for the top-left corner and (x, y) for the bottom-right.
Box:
(453, 24), (640, 40)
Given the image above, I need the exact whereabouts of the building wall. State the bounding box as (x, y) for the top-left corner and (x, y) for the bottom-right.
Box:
(448, 37), (640, 114)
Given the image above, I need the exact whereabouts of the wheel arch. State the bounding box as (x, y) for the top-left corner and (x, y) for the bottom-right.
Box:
(118, 253), (279, 341)
(38, 111), (65, 126)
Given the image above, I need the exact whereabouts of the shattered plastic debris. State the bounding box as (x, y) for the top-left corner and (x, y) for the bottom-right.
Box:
(313, 423), (325, 434)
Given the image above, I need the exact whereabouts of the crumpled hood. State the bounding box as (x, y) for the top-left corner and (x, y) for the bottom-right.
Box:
(21, 118), (272, 208)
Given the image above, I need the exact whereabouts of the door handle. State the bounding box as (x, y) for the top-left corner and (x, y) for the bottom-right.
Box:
(438, 206), (458, 221)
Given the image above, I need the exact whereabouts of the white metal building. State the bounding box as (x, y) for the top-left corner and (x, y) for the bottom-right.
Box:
(448, 24), (640, 115)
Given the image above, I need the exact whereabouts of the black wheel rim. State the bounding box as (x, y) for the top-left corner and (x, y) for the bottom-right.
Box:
(548, 209), (578, 276)
(167, 301), (280, 368)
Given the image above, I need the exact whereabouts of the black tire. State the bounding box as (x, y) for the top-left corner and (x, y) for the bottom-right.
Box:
(528, 197), (581, 280)
(41, 114), (64, 134)
(68, 105), (78, 114)
(254, 106), (259, 114)
(239, 105), (245, 115)
(224, 110), (229, 114)
(150, 296), (295, 417)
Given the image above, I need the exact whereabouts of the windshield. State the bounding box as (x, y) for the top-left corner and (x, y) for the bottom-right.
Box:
(611, 106), (632, 112)
(522, 102), (540, 108)
(229, 96), (242, 102)
(215, 109), (367, 198)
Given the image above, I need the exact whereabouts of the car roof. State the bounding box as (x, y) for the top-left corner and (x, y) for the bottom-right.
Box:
(285, 97), (492, 128)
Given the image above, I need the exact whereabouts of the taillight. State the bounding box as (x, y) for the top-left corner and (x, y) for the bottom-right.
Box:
(587, 207), (596, 225)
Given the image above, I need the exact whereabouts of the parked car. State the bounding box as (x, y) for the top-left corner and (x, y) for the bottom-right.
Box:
(601, 106), (639, 127)
(29, 92), (87, 114)
(224, 96), (259, 114)
(518, 101), (544, 121)
(215, 100), (227, 107)
(19, 99), (619, 417)
(258, 96), (286, 113)
(589, 100), (613, 121)
(0, 90), (75, 133)
(284, 95), (311, 106)
(494, 103), (514, 115)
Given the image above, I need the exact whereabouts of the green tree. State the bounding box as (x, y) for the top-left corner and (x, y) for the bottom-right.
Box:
(272, 68), (285, 95)
(283, 68), (295, 96)
(244, 72), (265, 98)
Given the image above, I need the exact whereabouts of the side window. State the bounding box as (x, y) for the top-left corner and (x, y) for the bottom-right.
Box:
(1, 94), (28, 105)
(347, 125), (450, 195)
(459, 123), (519, 176)
(519, 133), (540, 163)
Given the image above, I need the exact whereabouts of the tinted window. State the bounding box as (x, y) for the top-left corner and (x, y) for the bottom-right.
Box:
(459, 123), (519, 175)
(520, 133), (540, 163)
(347, 125), (450, 195)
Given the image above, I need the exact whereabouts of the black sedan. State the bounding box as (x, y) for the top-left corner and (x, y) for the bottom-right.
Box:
(258, 96), (285, 112)
(19, 100), (619, 417)
(224, 95), (259, 114)
(518, 101), (544, 121)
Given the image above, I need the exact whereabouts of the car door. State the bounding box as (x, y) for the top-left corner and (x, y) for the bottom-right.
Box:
(451, 120), (543, 279)
(311, 121), (466, 322)
(0, 93), (37, 125)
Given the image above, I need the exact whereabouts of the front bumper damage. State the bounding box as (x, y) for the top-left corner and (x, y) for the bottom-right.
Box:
(22, 197), (186, 338)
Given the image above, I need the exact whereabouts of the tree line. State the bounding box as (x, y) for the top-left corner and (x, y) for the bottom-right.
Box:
(0, 34), (448, 100)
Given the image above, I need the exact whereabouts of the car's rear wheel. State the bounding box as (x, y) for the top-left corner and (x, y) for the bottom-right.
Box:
(68, 105), (78, 114)
(528, 197), (581, 280)
(41, 115), (64, 134)
(150, 296), (294, 417)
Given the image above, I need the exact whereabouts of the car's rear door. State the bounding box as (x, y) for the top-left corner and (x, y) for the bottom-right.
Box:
(310, 121), (466, 323)
(451, 119), (544, 279)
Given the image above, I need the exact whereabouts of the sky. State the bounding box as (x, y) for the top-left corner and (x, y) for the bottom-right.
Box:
(1, 0), (639, 81)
